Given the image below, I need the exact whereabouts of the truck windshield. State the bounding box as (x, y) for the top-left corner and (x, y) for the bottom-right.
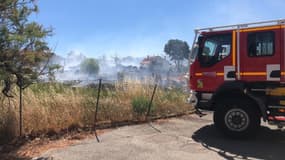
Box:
(198, 34), (231, 67)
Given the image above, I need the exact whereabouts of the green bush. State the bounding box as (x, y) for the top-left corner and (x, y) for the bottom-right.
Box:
(131, 96), (150, 115)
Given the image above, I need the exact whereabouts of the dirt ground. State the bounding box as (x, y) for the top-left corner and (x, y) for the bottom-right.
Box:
(0, 129), (111, 160)
(36, 112), (285, 160)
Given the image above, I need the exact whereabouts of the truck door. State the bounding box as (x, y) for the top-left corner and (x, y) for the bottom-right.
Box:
(239, 27), (281, 82)
(193, 32), (233, 92)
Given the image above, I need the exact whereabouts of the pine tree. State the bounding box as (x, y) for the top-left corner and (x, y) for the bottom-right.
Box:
(0, 0), (53, 96)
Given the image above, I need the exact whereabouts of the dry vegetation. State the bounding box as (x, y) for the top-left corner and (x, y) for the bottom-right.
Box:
(0, 80), (192, 143)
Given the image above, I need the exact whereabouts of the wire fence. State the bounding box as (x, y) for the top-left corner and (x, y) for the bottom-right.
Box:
(0, 77), (193, 142)
(90, 78), (192, 142)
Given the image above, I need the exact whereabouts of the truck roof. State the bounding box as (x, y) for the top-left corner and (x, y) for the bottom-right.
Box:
(196, 19), (285, 34)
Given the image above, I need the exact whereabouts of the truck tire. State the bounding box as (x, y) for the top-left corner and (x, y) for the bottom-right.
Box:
(213, 97), (260, 138)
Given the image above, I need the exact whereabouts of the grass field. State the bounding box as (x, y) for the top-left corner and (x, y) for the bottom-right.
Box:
(0, 80), (192, 143)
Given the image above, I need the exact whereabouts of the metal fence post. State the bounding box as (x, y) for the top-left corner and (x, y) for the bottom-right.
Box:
(146, 84), (161, 133)
(94, 79), (102, 142)
(146, 84), (157, 118)
(19, 84), (23, 137)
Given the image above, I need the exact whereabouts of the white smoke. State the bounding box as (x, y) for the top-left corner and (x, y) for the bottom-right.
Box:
(50, 51), (145, 82)
(49, 51), (187, 89)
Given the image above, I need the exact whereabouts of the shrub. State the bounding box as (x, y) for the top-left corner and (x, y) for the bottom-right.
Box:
(131, 96), (150, 115)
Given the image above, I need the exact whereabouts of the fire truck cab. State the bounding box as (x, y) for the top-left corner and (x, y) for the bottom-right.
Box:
(188, 19), (285, 138)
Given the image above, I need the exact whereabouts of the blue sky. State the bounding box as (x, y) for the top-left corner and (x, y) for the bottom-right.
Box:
(33, 0), (285, 58)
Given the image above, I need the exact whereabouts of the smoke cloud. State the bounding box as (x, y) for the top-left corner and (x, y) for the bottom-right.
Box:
(48, 51), (189, 89)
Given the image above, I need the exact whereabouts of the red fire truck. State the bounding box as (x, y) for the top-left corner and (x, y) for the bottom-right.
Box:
(188, 19), (285, 138)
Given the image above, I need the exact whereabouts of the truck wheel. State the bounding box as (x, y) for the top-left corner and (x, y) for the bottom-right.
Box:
(213, 98), (260, 138)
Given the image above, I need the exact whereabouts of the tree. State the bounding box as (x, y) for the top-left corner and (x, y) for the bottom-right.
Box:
(0, 0), (53, 97)
(80, 58), (100, 76)
(164, 39), (190, 71)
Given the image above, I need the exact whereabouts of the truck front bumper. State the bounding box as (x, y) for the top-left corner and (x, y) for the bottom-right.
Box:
(187, 90), (198, 107)
(187, 90), (213, 111)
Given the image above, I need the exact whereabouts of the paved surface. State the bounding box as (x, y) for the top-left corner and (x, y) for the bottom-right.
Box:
(42, 113), (285, 160)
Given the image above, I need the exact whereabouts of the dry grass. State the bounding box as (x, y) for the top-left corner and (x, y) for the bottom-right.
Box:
(0, 80), (192, 143)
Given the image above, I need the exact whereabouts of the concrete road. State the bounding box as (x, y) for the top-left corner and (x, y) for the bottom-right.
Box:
(42, 113), (285, 160)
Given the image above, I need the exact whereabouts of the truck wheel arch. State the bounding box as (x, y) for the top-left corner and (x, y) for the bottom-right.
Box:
(211, 81), (267, 121)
